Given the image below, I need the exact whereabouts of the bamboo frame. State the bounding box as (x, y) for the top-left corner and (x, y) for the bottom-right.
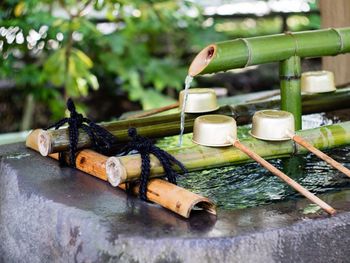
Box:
(189, 27), (350, 132)
(189, 28), (350, 76)
(106, 121), (350, 184)
(38, 87), (350, 156)
(26, 130), (216, 218)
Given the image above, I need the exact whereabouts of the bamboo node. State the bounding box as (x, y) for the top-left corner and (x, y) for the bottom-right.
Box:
(106, 157), (127, 187)
(241, 38), (253, 67)
(330, 28), (345, 53)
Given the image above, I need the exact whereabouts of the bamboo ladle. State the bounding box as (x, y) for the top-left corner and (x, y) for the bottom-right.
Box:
(126, 88), (219, 119)
(250, 110), (350, 179)
(192, 114), (336, 215)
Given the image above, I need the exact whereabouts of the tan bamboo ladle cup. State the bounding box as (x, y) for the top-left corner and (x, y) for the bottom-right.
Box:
(192, 114), (336, 215)
(126, 88), (219, 119)
(251, 110), (350, 179)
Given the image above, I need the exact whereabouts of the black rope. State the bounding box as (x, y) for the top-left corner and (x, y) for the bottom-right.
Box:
(119, 127), (187, 201)
(45, 98), (117, 167)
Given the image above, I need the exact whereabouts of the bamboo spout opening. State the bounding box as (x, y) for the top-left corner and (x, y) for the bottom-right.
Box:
(189, 199), (217, 218)
(106, 157), (127, 186)
(38, 130), (51, 156)
(188, 44), (216, 76)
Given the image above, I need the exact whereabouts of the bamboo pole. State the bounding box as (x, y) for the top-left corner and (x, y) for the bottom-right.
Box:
(232, 139), (336, 215)
(106, 121), (350, 184)
(125, 102), (179, 119)
(188, 28), (350, 76)
(38, 87), (350, 155)
(26, 130), (216, 218)
(280, 56), (302, 130)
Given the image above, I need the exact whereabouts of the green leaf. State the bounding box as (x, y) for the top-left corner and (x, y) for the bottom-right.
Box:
(72, 48), (93, 68)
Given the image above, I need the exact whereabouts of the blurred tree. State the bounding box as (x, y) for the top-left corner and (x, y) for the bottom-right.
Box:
(0, 0), (223, 124)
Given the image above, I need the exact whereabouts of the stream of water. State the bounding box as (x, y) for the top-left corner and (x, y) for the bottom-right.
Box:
(178, 75), (193, 146)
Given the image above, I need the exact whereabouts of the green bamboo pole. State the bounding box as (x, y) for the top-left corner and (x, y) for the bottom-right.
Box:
(107, 121), (350, 184)
(37, 87), (350, 155)
(189, 28), (350, 131)
(280, 56), (302, 130)
(189, 28), (350, 76)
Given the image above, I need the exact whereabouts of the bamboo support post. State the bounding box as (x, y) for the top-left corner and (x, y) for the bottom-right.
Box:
(232, 139), (336, 215)
(289, 133), (350, 178)
(38, 87), (350, 156)
(280, 56), (302, 130)
(26, 130), (216, 218)
(106, 121), (350, 184)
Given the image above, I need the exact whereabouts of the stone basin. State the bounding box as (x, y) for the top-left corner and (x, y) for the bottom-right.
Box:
(1, 143), (350, 262)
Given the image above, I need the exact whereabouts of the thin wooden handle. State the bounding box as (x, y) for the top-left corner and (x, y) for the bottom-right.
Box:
(126, 102), (179, 119)
(292, 134), (350, 178)
(233, 140), (336, 215)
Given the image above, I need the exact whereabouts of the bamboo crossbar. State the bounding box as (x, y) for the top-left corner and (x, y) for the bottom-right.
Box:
(26, 130), (216, 218)
(106, 121), (350, 184)
(38, 87), (350, 156)
(189, 27), (350, 76)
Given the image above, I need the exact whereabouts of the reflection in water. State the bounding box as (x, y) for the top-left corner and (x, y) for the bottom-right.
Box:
(157, 113), (350, 210)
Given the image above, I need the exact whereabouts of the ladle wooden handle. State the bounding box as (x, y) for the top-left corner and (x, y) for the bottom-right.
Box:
(291, 134), (350, 178)
(232, 140), (336, 215)
(126, 102), (179, 119)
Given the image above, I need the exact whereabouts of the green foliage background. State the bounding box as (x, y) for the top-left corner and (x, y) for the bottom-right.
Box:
(0, 0), (225, 120)
(0, 0), (319, 129)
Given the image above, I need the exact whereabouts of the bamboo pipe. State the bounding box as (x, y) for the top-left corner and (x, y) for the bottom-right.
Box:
(26, 130), (216, 218)
(230, 138), (336, 215)
(106, 121), (350, 184)
(126, 102), (179, 119)
(286, 131), (350, 178)
(280, 55), (302, 130)
(37, 87), (350, 156)
(189, 28), (350, 76)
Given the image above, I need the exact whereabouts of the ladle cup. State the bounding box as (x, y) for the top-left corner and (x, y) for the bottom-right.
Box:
(126, 88), (219, 119)
(192, 114), (336, 215)
(251, 110), (350, 178)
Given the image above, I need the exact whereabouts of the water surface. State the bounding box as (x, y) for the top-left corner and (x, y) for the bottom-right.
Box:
(157, 112), (350, 210)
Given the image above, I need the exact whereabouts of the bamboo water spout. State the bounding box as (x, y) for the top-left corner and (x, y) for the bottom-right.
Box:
(38, 87), (350, 156)
(189, 28), (350, 76)
(189, 27), (350, 130)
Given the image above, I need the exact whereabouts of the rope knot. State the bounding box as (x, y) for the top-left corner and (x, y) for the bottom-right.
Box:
(119, 127), (187, 201)
(46, 98), (117, 167)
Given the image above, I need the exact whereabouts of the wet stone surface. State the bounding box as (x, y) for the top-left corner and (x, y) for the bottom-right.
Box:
(1, 143), (350, 262)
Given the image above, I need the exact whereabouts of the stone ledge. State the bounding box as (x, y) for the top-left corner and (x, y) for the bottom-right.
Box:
(1, 143), (350, 262)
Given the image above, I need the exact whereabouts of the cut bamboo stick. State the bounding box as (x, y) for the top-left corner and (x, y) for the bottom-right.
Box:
(126, 102), (179, 119)
(26, 130), (216, 218)
(37, 87), (350, 156)
(106, 121), (350, 184)
(232, 139), (336, 215)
